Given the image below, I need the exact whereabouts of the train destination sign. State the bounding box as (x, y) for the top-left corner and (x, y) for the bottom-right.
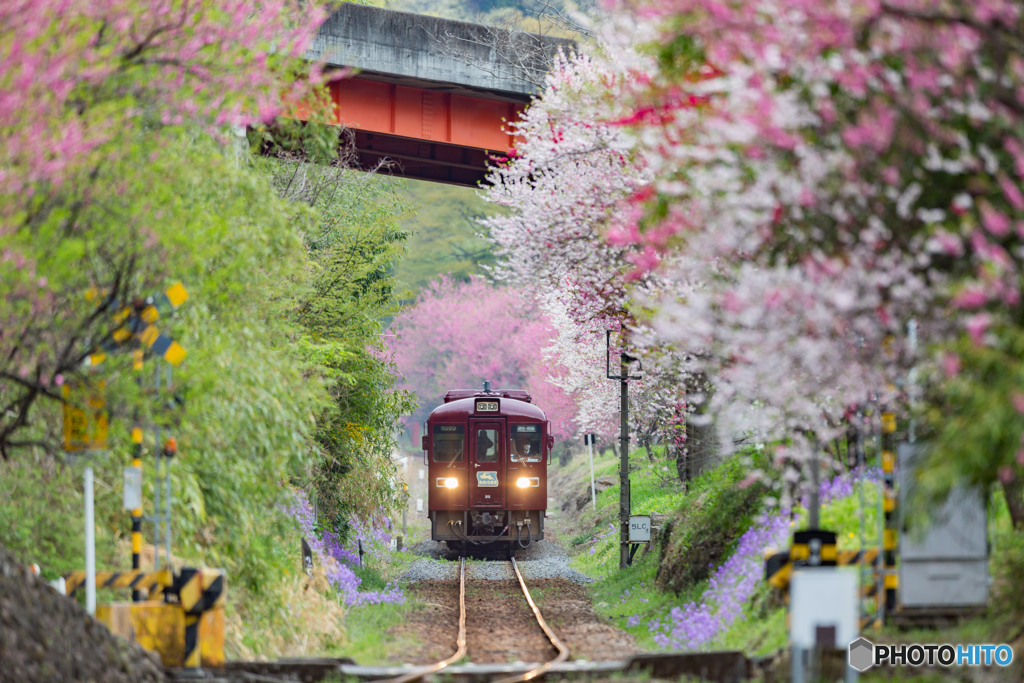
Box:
(476, 400), (499, 412)
(629, 515), (652, 543)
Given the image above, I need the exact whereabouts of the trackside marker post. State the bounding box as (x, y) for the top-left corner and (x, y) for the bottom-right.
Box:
(585, 433), (597, 511)
(62, 381), (108, 617)
(84, 465), (96, 615)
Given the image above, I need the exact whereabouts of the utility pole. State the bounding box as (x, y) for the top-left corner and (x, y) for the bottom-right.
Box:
(619, 352), (629, 569)
(607, 331), (642, 569)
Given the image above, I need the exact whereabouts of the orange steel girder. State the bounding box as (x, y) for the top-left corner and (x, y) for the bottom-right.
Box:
(330, 78), (524, 152)
(289, 76), (527, 186)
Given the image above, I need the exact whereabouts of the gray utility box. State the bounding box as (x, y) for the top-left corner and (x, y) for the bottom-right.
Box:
(898, 444), (988, 608)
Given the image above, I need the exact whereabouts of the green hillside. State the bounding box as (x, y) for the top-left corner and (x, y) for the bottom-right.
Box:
(393, 179), (502, 298)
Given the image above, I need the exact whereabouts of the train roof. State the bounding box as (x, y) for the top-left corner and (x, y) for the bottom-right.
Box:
(430, 389), (546, 421)
(444, 389), (531, 403)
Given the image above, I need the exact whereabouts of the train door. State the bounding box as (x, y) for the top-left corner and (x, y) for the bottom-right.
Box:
(469, 421), (505, 507)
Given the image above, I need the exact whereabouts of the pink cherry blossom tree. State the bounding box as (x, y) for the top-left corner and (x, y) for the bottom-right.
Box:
(0, 0), (328, 456)
(482, 52), (699, 471)
(388, 275), (578, 441)
(484, 0), (1024, 510)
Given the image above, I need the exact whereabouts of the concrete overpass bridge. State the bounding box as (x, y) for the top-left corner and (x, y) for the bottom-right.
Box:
(303, 3), (571, 186)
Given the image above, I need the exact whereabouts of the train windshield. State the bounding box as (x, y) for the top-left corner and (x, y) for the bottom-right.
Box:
(511, 425), (542, 462)
(433, 425), (464, 463)
(476, 429), (499, 462)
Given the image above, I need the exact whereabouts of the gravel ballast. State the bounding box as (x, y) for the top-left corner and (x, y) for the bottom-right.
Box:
(403, 539), (593, 584)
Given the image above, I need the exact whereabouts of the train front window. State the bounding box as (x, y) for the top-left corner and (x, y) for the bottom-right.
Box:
(511, 425), (542, 462)
(433, 425), (464, 463)
(476, 429), (499, 462)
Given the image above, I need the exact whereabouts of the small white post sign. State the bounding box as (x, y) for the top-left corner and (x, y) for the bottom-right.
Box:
(629, 515), (651, 543)
(123, 466), (142, 511)
(416, 498), (423, 512)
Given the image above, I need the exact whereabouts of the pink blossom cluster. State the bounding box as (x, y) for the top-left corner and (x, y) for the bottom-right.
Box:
(388, 275), (578, 440)
(0, 0), (326, 200)
(485, 0), (1024, 492)
(483, 50), (691, 440)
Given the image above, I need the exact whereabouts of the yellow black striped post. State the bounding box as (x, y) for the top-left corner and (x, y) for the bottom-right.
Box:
(836, 548), (879, 566)
(881, 412), (898, 611)
(132, 349), (144, 602)
(131, 426), (144, 603)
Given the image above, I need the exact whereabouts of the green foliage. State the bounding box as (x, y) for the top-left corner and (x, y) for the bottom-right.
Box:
(914, 327), (1024, 528)
(393, 179), (499, 297)
(656, 455), (767, 593)
(991, 527), (1024, 620)
(253, 121), (417, 532)
(1, 127), (325, 595)
(334, 599), (416, 664)
(0, 456), (123, 579)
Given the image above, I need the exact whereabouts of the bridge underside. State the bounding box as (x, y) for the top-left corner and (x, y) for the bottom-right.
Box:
(352, 130), (494, 187)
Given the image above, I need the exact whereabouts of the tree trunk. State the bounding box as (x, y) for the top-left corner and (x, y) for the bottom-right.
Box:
(685, 417), (718, 480)
(675, 441), (688, 484)
(1003, 476), (1024, 530)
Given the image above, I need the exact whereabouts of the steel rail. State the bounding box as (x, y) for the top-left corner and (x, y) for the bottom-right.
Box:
(492, 557), (570, 683)
(373, 557), (466, 683)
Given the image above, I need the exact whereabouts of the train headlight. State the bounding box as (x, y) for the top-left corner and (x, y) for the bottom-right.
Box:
(444, 477), (459, 489)
(517, 477), (531, 488)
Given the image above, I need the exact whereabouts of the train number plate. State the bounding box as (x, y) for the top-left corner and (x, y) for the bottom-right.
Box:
(476, 400), (499, 412)
(476, 471), (499, 487)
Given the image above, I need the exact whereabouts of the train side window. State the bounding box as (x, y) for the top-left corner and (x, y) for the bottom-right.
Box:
(433, 425), (464, 463)
(510, 425), (543, 462)
(476, 429), (499, 462)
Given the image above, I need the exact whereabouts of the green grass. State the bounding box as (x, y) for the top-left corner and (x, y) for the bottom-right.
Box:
(323, 561), (418, 664)
(331, 599), (419, 664)
(556, 446), (1023, 659)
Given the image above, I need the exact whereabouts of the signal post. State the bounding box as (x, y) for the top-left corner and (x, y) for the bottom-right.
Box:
(606, 331), (642, 569)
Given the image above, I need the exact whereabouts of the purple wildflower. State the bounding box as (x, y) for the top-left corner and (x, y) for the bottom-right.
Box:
(648, 513), (790, 650)
(282, 489), (405, 606)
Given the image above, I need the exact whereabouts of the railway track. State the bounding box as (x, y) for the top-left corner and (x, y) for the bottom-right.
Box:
(379, 557), (468, 683)
(190, 558), (754, 683)
(375, 556), (568, 683)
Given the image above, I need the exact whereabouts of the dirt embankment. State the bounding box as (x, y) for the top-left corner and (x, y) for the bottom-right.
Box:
(0, 545), (165, 683)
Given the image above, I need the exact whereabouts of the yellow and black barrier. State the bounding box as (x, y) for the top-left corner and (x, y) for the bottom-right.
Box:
(131, 426), (144, 601)
(764, 529), (838, 591)
(169, 567), (227, 669)
(836, 548), (879, 566)
(766, 534), (885, 612)
(64, 569), (172, 599)
(66, 566), (225, 669)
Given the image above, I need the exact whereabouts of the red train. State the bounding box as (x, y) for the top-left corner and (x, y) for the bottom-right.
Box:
(423, 382), (552, 557)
